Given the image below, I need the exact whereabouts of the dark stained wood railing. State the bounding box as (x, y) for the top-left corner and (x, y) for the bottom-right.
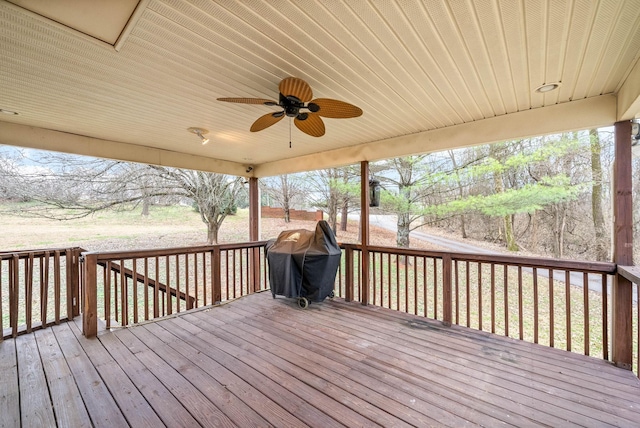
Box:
(0, 248), (81, 340)
(617, 265), (640, 377)
(81, 242), (268, 336)
(6, 241), (634, 376)
(340, 244), (620, 367)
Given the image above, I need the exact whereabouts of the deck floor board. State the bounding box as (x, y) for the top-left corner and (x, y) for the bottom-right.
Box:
(1, 291), (640, 427)
(15, 334), (56, 428)
(257, 297), (640, 423)
(35, 328), (92, 428)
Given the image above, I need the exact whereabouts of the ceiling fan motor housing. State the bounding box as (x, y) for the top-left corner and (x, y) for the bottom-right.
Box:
(280, 93), (304, 117)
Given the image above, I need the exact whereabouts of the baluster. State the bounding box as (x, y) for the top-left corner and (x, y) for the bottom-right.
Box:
(583, 272), (589, 356)
(442, 254), (452, 327)
(533, 267), (538, 344)
(565, 270), (571, 352)
(25, 253), (32, 332)
(518, 266), (523, 340)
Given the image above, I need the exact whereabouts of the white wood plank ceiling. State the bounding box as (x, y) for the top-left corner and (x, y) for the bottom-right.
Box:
(1, 0), (639, 177)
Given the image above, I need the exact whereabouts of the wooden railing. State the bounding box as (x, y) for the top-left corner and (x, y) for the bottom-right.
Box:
(617, 265), (640, 377)
(0, 248), (81, 340)
(340, 244), (620, 365)
(80, 242), (268, 336)
(6, 241), (632, 375)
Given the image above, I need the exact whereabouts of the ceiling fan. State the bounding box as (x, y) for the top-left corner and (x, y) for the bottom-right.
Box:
(217, 77), (362, 137)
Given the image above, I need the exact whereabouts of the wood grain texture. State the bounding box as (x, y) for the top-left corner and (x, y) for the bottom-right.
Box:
(2, 292), (640, 427)
(15, 334), (56, 428)
(52, 322), (128, 428)
(35, 328), (91, 427)
(0, 340), (19, 428)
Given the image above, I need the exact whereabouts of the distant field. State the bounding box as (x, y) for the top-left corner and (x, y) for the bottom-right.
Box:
(0, 203), (405, 252)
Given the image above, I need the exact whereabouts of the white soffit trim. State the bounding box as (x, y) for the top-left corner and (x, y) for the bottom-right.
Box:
(617, 59), (640, 121)
(0, 95), (617, 178)
(0, 121), (247, 176)
(255, 95), (617, 177)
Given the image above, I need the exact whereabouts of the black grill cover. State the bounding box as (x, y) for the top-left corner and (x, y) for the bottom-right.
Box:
(266, 221), (341, 302)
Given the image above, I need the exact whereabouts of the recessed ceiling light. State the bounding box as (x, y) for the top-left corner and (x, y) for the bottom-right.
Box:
(0, 109), (19, 115)
(535, 82), (561, 93)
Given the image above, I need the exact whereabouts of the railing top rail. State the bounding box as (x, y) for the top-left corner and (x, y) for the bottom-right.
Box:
(0, 247), (84, 260)
(339, 243), (616, 274)
(618, 265), (640, 284)
(82, 241), (268, 261)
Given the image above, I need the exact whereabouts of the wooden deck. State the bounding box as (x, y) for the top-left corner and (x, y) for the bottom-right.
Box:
(2, 292), (640, 427)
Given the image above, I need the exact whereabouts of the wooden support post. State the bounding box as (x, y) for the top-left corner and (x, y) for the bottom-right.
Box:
(612, 120), (633, 370)
(249, 177), (261, 292)
(442, 254), (452, 326)
(360, 161), (370, 305)
(212, 247), (222, 304)
(82, 253), (98, 338)
(249, 177), (260, 242)
(345, 245), (354, 302)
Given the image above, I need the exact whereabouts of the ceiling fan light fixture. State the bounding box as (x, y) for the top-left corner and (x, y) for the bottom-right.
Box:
(535, 82), (561, 93)
(187, 127), (210, 145)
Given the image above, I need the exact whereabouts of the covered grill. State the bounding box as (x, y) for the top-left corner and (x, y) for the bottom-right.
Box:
(265, 221), (341, 308)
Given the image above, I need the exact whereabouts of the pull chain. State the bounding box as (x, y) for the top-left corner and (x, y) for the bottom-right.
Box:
(289, 118), (292, 148)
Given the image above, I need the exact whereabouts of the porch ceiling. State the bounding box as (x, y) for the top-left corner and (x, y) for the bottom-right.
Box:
(1, 0), (639, 177)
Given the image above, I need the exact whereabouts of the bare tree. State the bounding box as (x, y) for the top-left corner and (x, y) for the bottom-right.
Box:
(148, 167), (245, 244)
(589, 129), (608, 261)
(0, 149), (246, 244)
(306, 167), (356, 233)
(260, 174), (306, 222)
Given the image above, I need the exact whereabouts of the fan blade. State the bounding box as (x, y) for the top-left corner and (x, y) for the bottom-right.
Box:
(294, 113), (325, 137)
(217, 97), (277, 105)
(250, 112), (284, 132)
(310, 98), (363, 118)
(279, 77), (313, 102)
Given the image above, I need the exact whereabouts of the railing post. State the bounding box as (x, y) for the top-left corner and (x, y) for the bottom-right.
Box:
(360, 161), (370, 306)
(345, 245), (354, 302)
(82, 253), (98, 338)
(249, 177), (261, 293)
(612, 120), (633, 369)
(212, 246), (222, 304)
(442, 254), (452, 327)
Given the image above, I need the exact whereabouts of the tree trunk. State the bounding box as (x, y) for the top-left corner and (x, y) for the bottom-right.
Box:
(141, 197), (150, 216)
(340, 200), (348, 231)
(327, 185), (339, 232)
(490, 145), (518, 250)
(397, 212), (410, 248)
(590, 129), (607, 261)
(284, 208), (290, 223)
(207, 222), (219, 245)
(448, 151), (467, 238)
(504, 214), (518, 251)
(529, 212), (538, 250)
(552, 203), (567, 258)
